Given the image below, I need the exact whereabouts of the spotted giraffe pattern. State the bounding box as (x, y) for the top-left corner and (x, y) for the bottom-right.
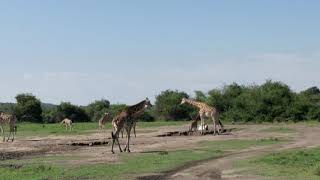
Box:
(181, 98), (224, 135)
(111, 98), (152, 154)
(99, 112), (110, 129)
(0, 112), (17, 142)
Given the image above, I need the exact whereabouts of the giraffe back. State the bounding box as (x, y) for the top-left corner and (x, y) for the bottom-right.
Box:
(0, 112), (16, 127)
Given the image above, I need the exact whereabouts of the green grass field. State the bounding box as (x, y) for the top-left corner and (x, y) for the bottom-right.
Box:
(260, 127), (296, 133)
(235, 148), (320, 180)
(3, 121), (319, 180)
(15, 121), (188, 137)
(0, 138), (283, 180)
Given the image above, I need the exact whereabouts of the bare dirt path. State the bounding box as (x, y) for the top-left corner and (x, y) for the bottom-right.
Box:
(1, 123), (319, 180)
(161, 125), (320, 180)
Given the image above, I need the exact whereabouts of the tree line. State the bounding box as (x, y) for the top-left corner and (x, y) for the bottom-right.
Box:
(0, 80), (319, 123)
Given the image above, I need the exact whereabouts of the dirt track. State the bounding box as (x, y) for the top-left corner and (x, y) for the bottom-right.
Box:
(149, 124), (320, 180)
(0, 123), (319, 179)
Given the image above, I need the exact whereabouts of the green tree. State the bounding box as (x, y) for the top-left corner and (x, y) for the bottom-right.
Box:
(286, 94), (311, 121)
(195, 90), (207, 102)
(258, 80), (294, 122)
(296, 86), (320, 121)
(56, 102), (90, 122)
(15, 93), (43, 122)
(207, 89), (226, 112)
(155, 90), (195, 120)
(108, 104), (127, 118)
(223, 86), (260, 123)
(85, 99), (110, 121)
(0, 103), (16, 114)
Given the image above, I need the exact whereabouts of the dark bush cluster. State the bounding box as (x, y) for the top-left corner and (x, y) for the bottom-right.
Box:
(0, 80), (319, 123)
(154, 81), (320, 122)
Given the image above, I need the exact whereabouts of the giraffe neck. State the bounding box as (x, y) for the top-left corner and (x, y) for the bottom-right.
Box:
(127, 100), (146, 115)
(132, 108), (145, 118)
(102, 114), (109, 122)
(185, 99), (204, 109)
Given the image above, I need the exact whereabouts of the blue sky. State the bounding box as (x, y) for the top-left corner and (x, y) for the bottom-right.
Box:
(0, 0), (319, 105)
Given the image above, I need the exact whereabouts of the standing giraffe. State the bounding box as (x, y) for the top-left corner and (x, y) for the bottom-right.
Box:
(120, 107), (146, 138)
(98, 112), (110, 130)
(111, 98), (152, 154)
(189, 114), (200, 134)
(181, 98), (224, 135)
(0, 112), (17, 142)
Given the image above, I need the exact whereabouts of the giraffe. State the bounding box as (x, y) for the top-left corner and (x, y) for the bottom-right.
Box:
(0, 112), (17, 142)
(120, 122), (136, 138)
(60, 118), (73, 131)
(120, 107), (146, 138)
(189, 119), (198, 134)
(111, 98), (152, 154)
(189, 114), (200, 134)
(98, 112), (110, 130)
(181, 98), (224, 135)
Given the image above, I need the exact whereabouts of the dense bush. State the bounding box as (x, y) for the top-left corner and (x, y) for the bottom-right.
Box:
(154, 90), (196, 120)
(191, 81), (320, 123)
(1, 80), (319, 123)
(55, 102), (90, 122)
(0, 103), (15, 114)
(85, 99), (110, 122)
(15, 93), (43, 122)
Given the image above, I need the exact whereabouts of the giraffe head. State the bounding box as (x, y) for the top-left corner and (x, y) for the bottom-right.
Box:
(144, 98), (153, 109)
(180, 97), (188, 105)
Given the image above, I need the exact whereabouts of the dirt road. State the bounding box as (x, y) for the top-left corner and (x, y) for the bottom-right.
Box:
(0, 123), (319, 180)
(165, 125), (320, 180)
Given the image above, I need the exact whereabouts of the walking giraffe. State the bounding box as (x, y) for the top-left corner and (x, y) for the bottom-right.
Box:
(0, 112), (17, 142)
(120, 105), (146, 138)
(98, 112), (110, 129)
(181, 98), (224, 135)
(111, 98), (152, 154)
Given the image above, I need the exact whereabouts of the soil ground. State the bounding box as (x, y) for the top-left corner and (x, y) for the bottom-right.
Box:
(0, 123), (319, 180)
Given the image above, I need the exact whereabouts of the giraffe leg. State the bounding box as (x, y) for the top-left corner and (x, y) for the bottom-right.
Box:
(212, 115), (218, 136)
(115, 134), (122, 153)
(200, 113), (205, 135)
(2, 126), (5, 142)
(124, 127), (129, 152)
(133, 122), (136, 138)
(7, 129), (12, 142)
(125, 127), (132, 153)
(0, 126), (3, 141)
(121, 129), (124, 138)
(111, 130), (122, 153)
(11, 126), (15, 142)
(111, 131), (116, 154)
(218, 120), (224, 133)
(215, 112), (223, 133)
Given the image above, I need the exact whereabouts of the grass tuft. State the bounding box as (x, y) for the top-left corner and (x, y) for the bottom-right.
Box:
(236, 148), (320, 180)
